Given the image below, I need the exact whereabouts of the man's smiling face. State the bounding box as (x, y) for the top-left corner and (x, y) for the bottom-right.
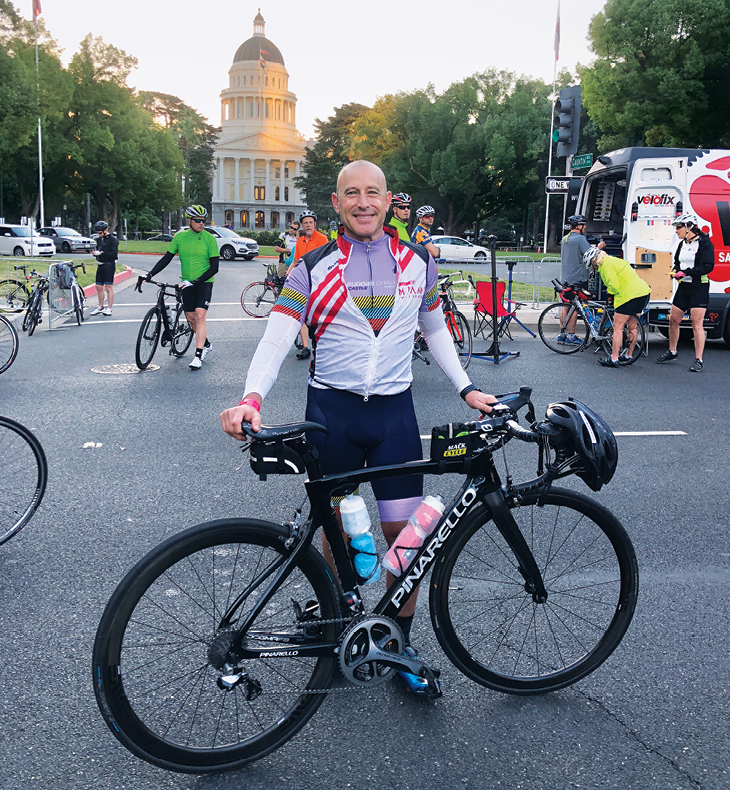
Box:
(332, 161), (391, 242)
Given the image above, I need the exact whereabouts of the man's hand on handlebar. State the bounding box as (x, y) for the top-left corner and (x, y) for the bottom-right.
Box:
(465, 390), (496, 415)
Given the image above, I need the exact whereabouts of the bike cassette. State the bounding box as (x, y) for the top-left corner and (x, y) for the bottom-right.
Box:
(338, 616), (405, 687)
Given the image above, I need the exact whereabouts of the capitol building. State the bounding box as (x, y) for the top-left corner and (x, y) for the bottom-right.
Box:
(211, 10), (308, 231)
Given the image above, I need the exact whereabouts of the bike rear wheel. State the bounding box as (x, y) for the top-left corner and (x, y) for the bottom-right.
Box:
(92, 519), (340, 773)
(241, 282), (277, 317)
(135, 308), (161, 370)
(27, 292), (43, 336)
(170, 304), (194, 357)
(599, 311), (646, 365)
(0, 279), (30, 312)
(430, 487), (638, 694)
(0, 314), (19, 374)
(0, 416), (48, 545)
(538, 302), (589, 354)
(448, 310), (472, 370)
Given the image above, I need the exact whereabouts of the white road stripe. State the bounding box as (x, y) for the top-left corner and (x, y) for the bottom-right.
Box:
(80, 317), (265, 324)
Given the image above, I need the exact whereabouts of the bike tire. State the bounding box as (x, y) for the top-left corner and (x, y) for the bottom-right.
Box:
(92, 518), (340, 773)
(241, 282), (277, 318)
(21, 291), (36, 332)
(0, 416), (48, 545)
(599, 311), (646, 366)
(538, 302), (589, 354)
(429, 487), (638, 695)
(27, 293), (43, 336)
(449, 310), (472, 370)
(170, 304), (194, 357)
(0, 279), (30, 312)
(72, 285), (83, 326)
(0, 314), (19, 374)
(135, 308), (161, 370)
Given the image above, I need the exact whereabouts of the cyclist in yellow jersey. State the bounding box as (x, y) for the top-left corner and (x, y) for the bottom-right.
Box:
(388, 192), (412, 242)
(146, 205), (219, 370)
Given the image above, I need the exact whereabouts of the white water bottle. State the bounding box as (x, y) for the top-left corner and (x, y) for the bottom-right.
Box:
(382, 495), (445, 576)
(340, 494), (380, 584)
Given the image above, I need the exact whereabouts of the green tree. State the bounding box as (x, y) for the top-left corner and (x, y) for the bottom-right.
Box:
(579, 0), (730, 150)
(295, 102), (370, 222)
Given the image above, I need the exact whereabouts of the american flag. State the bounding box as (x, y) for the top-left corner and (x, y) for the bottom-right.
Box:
(32, 0), (42, 18)
(260, 47), (269, 70)
(554, 1), (560, 63)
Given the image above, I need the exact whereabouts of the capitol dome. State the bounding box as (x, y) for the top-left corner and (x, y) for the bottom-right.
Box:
(233, 37), (284, 67)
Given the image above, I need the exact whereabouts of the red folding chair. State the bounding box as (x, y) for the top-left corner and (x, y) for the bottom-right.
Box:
(473, 280), (524, 340)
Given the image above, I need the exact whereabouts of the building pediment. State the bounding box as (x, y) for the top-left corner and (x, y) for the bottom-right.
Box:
(216, 132), (306, 155)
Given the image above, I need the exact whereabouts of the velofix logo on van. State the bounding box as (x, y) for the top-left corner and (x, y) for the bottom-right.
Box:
(637, 194), (675, 205)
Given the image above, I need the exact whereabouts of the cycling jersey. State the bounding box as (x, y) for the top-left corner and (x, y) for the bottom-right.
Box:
(388, 216), (410, 242)
(410, 223), (433, 247)
(597, 255), (650, 309)
(244, 226), (471, 400)
(294, 230), (328, 261)
(167, 229), (219, 282)
(560, 231), (591, 285)
(673, 234), (714, 285)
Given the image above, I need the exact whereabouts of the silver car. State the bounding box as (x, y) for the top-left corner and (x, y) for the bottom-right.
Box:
(39, 227), (96, 253)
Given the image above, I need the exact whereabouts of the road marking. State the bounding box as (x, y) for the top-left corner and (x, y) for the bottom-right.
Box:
(418, 430), (686, 440)
(80, 317), (264, 324)
(108, 302), (246, 307)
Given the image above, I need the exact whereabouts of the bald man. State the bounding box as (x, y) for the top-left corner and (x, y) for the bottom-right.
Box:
(221, 160), (494, 693)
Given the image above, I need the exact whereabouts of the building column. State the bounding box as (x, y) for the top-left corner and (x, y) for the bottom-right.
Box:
(217, 158), (223, 201)
(294, 160), (301, 205)
(249, 158), (255, 202)
(265, 160), (271, 206)
(234, 158), (240, 203)
(280, 160), (286, 209)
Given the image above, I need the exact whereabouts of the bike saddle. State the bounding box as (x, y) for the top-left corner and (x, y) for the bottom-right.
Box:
(241, 421), (328, 441)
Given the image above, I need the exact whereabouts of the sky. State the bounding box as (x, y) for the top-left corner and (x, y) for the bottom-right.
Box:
(29, 0), (609, 139)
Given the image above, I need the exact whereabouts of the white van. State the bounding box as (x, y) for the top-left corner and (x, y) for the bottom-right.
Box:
(0, 224), (55, 258)
(576, 147), (730, 346)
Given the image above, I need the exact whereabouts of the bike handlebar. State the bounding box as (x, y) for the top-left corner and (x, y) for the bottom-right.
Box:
(135, 276), (179, 295)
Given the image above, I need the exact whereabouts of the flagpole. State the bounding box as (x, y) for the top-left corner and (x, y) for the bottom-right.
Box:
(542, 0), (559, 254)
(34, 7), (45, 229)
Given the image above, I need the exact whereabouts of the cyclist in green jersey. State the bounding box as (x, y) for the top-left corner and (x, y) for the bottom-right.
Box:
(146, 205), (219, 370)
(388, 192), (412, 242)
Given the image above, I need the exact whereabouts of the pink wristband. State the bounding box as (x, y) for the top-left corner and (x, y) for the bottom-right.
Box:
(238, 398), (260, 411)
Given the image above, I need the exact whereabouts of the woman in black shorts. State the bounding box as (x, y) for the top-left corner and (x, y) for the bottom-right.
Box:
(656, 213), (715, 372)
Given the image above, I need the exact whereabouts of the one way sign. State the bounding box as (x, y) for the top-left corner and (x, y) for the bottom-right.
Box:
(545, 177), (571, 194)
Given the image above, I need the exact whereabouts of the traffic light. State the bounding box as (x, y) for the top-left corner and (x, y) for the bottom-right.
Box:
(552, 85), (581, 158)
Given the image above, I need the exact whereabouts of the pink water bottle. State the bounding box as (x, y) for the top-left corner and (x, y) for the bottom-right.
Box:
(382, 495), (445, 576)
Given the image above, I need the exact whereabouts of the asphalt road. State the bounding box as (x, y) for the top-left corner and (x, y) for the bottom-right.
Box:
(1, 253), (728, 790)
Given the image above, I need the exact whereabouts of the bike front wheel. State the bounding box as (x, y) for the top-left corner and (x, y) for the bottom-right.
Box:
(26, 292), (43, 336)
(241, 281), (277, 317)
(135, 307), (161, 369)
(599, 311), (646, 365)
(448, 310), (472, 370)
(71, 285), (84, 325)
(0, 416), (48, 544)
(538, 303), (589, 354)
(0, 279), (30, 312)
(430, 487), (638, 694)
(170, 304), (194, 357)
(92, 519), (340, 773)
(0, 314), (19, 374)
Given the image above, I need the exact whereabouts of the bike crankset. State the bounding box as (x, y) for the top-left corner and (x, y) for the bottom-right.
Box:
(338, 615), (405, 687)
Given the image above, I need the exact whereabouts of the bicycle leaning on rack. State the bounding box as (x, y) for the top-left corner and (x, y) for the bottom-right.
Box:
(133, 277), (194, 370)
(0, 415), (48, 545)
(538, 279), (647, 364)
(56, 261), (87, 326)
(18, 266), (49, 336)
(92, 386), (638, 774)
(0, 268), (32, 312)
(0, 314), (19, 374)
(413, 271), (473, 370)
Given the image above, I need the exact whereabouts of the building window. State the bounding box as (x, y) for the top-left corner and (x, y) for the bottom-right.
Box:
(275, 168), (280, 179)
(271, 211), (279, 228)
(265, 76), (268, 86)
(284, 187), (289, 202)
(254, 186), (265, 201)
(255, 211), (265, 229)
(284, 167), (290, 178)
(275, 186), (280, 201)
(240, 210), (249, 227)
(229, 184), (234, 199)
(248, 99), (254, 117)
(225, 210), (234, 226)
(286, 212), (295, 226)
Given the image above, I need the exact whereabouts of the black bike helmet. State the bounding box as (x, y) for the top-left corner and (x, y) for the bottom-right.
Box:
(544, 399), (618, 491)
(94, 220), (108, 232)
(392, 192), (412, 207)
(567, 215), (586, 228)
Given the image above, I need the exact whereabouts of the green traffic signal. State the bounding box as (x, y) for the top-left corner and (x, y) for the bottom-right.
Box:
(552, 129), (560, 142)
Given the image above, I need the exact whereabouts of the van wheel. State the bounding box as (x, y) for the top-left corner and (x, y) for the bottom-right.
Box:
(221, 245), (235, 260)
(13, 247), (25, 257)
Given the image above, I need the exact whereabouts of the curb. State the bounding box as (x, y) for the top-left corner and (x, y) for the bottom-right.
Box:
(82, 265), (134, 297)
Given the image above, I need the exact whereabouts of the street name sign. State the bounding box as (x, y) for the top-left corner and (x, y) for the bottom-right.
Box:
(571, 153), (594, 170)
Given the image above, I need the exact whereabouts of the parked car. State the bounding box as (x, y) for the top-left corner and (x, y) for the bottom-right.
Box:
(147, 234), (175, 242)
(0, 224), (55, 257)
(39, 226), (95, 253)
(204, 226), (258, 260)
(431, 235), (488, 261)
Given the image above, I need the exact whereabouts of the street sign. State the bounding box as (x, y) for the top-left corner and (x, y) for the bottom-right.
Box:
(571, 153), (593, 170)
(545, 176), (571, 194)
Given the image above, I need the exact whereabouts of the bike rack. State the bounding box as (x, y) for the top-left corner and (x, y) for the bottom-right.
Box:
(47, 260), (79, 330)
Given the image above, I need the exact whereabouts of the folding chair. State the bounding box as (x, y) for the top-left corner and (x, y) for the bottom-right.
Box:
(473, 280), (520, 340)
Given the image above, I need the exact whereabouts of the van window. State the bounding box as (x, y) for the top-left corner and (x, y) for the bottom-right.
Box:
(641, 167), (672, 182)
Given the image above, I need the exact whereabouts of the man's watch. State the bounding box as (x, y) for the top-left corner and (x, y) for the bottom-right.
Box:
(460, 384), (481, 401)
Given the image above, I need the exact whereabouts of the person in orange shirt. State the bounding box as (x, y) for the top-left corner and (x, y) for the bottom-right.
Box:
(288, 209), (328, 359)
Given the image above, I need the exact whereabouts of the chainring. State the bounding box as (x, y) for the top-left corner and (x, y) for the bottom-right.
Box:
(338, 615), (405, 687)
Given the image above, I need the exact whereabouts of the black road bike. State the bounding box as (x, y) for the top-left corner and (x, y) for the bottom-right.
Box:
(133, 277), (194, 370)
(16, 266), (49, 336)
(0, 416), (48, 544)
(0, 314), (19, 374)
(92, 386), (638, 774)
